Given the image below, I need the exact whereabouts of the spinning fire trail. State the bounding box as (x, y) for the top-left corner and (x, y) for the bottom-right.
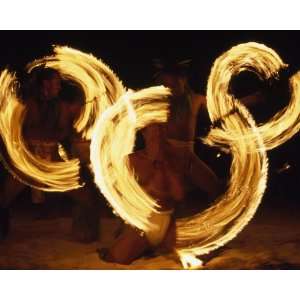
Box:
(0, 47), (125, 192)
(89, 42), (300, 269)
(1, 43), (300, 269)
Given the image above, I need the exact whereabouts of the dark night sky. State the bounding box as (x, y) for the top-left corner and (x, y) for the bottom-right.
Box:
(1, 30), (300, 91)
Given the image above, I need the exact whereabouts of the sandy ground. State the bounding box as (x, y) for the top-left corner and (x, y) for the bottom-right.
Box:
(0, 195), (300, 270)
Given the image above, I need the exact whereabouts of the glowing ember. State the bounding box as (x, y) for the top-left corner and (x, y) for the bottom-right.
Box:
(178, 253), (203, 270)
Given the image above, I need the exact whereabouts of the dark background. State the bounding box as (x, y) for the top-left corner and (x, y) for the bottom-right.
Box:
(0, 30), (300, 206)
(1, 30), (300, 91)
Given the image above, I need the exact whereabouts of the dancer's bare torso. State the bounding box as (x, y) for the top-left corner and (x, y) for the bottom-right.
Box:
(129, 152), (184, 210)
(23, 98), (78, 141)
(23, 98), (80, 161)
(129, 92), (205, 209)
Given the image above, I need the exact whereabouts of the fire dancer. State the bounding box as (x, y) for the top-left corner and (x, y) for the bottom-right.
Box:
(98, 59), (265, 264)
(0, 68), (100, 242)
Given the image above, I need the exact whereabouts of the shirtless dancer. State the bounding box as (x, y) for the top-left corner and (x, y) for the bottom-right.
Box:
(0, 68), (100, 242)
(98, 62), (223, 264)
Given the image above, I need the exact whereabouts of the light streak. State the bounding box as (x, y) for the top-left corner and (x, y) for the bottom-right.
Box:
(203, 42), (300, 152)
(0, 70), (82, 191)
(27, 46), (126, 140)
(90, 86), (171, 232)
(90, 80), (268, 269)
(179, 253), (203, 270)
(90, 43), (273, 269)
(2, 43), (299, 269)
(176, 42), (300, 267)
(0, 46), (125, 191)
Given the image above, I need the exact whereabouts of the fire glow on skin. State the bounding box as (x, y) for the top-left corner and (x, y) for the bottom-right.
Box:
(0, 46), (125, 192)
(90, 43), (300, 269)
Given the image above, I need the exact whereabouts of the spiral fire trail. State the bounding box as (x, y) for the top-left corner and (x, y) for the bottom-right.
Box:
(203, 42), (300, 152)
(178, 42), (299, 267)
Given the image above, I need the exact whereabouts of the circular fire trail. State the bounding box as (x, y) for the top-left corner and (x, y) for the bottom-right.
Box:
(0, 46), (125, 191)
